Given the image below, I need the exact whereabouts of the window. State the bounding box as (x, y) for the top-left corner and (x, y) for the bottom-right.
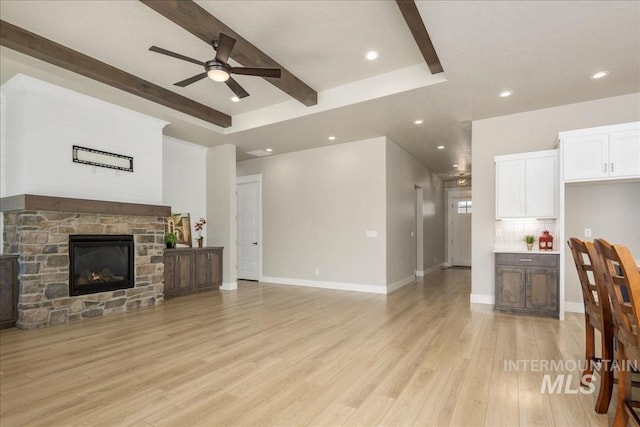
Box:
(457, 200), (472, 214)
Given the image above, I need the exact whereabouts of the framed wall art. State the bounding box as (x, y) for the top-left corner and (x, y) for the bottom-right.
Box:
(165, 213), (192, 247)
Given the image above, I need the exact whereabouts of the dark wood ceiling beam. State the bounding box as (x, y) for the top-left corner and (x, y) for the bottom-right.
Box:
(396, 0), (444, 74)
(0, 19), (232, 128)
(140, 0), (318, 107)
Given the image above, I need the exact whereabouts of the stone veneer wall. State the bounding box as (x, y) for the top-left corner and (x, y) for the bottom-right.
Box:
(2, 210), (165, 329)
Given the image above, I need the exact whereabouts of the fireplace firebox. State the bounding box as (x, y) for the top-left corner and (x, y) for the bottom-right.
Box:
(69, 235), (135, 296)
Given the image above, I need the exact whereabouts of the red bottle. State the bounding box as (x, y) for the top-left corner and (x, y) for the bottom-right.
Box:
(539, 230), (554, 251)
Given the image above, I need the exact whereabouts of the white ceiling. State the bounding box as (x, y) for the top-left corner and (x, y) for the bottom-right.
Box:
(1, 0), (639, 179)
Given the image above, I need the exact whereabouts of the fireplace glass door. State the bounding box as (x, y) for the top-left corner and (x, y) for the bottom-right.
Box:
(69, 235), (134, 296)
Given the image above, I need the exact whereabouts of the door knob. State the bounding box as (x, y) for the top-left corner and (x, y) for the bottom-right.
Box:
(252, 242), (258, 245)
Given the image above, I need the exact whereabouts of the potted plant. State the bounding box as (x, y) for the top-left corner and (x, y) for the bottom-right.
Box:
(194, 217), (207, 248)
(165, 232), (178, 249)
(524, 234), (536, 251)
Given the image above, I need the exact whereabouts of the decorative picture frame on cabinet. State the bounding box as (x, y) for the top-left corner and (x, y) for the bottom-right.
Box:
(165, 213), (192, 247)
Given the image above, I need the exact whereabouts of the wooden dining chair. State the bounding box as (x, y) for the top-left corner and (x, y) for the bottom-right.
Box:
(594, 238), (640, 426)
(567, 238), (614, 413)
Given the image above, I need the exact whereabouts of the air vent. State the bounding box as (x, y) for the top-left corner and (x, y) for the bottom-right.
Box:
(246, 150), (274, 157)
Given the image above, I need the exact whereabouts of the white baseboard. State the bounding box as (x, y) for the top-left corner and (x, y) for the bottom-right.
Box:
(387, 275), (416, 293)
(470, 293), (494, 305)
(564, 301), (585, 313)
(416, 263), (445, 278)
(425, 263), (445, 275)
(220, 282), (238, 290)
(261, 276), (387, 294)
(442, 262), (452, 268)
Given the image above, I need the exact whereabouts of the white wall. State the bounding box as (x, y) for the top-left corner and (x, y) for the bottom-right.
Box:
(0, 74), (167, 204)
(237, 137), (388, 291)
(163, 136), (207, 246)
(207, 144), (237, 289)
(471, 93), (640, 304)
(386, 139), (444, 287)
(564, 181), (640, 303)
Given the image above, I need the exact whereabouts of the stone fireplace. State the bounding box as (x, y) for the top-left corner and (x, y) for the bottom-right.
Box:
(1, 194), (170, 329)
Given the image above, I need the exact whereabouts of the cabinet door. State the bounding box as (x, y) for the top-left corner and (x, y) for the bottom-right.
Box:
(194, 250), (222, 289)
(609, 129), (640, 178)
(496, 159), (525, 218)
(563, 134), (608, 181)
(175, 253), (193, 293)
(194, 251), (211, 289)
(209, 250), (222, 287)
(164, 253), (192, 296)
(526, 267), (558, 313)
(525, 156), (556, 218)
(0, 259), (17, 325)
(163, 254), (178, 296)
(495, 266), (526, 309)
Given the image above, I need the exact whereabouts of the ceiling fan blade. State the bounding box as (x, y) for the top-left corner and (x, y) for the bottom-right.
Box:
(225, 77), (249, 99)
(231, 67), (281, 79)
(149, 46), (205, 66)
(214, 33), (236, 64)
(174, 73), (208, 87)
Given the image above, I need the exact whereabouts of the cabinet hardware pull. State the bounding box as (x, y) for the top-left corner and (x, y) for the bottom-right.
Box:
(604, 163), (607, 173)
(519, 259), (533, 262)
(611, 163), (614, 173)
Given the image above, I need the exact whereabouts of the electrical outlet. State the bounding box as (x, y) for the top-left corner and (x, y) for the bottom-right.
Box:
(584, 228), (592, 238)
(315, 268), (319, 275)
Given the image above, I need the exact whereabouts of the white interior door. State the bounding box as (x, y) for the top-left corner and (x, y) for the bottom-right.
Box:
(451, 198), (472, 267)
(237, 179), (261, 281)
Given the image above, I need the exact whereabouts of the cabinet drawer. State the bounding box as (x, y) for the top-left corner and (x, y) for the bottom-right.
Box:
(495, 253), (558, 268)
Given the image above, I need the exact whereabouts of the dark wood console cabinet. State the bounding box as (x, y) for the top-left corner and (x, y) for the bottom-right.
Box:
(495, 252), (559, 318)
(163, 247), (223, 298)
(0, 254), (19, 329)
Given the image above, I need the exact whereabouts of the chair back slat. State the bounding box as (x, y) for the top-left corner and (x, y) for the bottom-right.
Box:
(594, 239), (640, 349)
(568, 238), (610, 323)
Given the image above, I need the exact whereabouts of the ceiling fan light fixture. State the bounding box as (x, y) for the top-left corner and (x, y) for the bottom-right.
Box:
(591, 71), (609, 79)
(499, 90), (513, 98)
(230, 96), (240, 102)
(207, 67), (230, 82)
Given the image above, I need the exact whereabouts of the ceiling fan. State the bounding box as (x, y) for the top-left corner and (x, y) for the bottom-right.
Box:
(149, 32), (281, 99)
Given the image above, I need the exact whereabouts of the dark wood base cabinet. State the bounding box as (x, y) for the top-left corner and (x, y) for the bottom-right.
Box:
(0, 255), (19, 329)
(494, 253), (559, 318)
(164, 247), (223, 298)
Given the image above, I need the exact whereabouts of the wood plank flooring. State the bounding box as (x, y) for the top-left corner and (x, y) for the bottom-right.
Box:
(0, 269), (610, 426)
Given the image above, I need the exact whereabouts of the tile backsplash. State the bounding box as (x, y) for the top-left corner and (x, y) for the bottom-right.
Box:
(495, 219), (557, 249)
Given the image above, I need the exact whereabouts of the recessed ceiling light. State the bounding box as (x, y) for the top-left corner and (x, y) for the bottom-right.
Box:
(499, 90), (513, 98)
(328, 136), (336, 141)
(265, 148), (273, 152)
(365, 50), (378, 61)
(453, 164), (459, 168)
(437, 145), (445, 150)
(230, 96), (240, 102)
(591, 71), (609, 79)
(414, 119), (424, 125)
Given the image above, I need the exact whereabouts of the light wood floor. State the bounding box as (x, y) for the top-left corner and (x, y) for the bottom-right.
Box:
(0, 269), (610, 426)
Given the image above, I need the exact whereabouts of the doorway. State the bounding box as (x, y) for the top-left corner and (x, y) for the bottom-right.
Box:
(446, 188), (472, 267)
(236, 175), (262, 281)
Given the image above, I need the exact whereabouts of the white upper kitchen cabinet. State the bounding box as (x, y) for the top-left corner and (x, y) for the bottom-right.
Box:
(560, 122), (640, 182)
(495, 150), (558, 219)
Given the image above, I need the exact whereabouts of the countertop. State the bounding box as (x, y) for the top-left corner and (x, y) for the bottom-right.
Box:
(493, 248), (560, 255)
